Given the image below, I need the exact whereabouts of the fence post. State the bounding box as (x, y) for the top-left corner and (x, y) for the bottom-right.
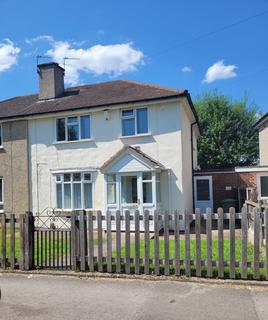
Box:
(24, 212), (35, 270)
(79, 210), (87, 272)
(71, 212), (78, 271)
(1, 213), (6, 269)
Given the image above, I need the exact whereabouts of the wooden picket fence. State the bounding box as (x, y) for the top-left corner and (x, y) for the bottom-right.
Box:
(1, 207), (268, 280)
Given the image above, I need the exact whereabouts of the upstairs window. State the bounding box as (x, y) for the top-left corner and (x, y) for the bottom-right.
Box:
(122, 107), (148, 136)
(56, 115), (91, 142)
(0, 124), (2, 146)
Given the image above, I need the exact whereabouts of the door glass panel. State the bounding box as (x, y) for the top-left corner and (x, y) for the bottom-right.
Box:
(121, 176), (137, 203)
(143, 182), (152, 203)
(260, 176), (268, 197)
(196, 179), (210, 201)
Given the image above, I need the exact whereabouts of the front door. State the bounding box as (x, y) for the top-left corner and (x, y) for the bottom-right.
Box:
(120, 173), (142, 213)
(194, 176), (213, 213)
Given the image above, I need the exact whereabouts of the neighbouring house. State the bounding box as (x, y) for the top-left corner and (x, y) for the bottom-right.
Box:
(0, 62), (200, 228)
(193, 112), (268, 213)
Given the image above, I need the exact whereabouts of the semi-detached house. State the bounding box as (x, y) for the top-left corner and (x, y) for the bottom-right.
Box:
(0, 62), (199, 227)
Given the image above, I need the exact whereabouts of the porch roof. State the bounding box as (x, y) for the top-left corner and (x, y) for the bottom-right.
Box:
(100, 145), (166, 173)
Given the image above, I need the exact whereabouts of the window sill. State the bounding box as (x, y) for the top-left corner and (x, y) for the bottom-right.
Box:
(53, 138), (94, 145)
(0, 146), (4, 149)
(119, 133), (152, 139)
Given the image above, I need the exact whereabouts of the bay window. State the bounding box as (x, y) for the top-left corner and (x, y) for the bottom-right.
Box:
(56, 172), (93, 209)
(56, 115), (91, 142)
(122, 107), (148, 136)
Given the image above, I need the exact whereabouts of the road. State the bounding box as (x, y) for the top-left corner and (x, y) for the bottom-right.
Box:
(1, 273), (268, 320)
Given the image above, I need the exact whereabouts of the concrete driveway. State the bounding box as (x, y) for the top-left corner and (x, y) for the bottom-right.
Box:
(1, 273), (268, 320)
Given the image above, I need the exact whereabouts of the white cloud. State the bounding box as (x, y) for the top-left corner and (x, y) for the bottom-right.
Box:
(45, 40), (144, 85)
(202, 60), (237, 84)
(181, 66), (192, 73)
(25, 35), (55, 45)
(0, 39), (20, 72)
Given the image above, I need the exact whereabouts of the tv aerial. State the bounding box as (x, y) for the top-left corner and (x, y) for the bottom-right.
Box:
(63, 57), (80, 69)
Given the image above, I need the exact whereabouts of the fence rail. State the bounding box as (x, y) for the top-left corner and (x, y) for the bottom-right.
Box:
(0, 207), (268, 281)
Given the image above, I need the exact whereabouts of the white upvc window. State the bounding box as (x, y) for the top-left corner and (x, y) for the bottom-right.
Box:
(0, 124), (2, 147)
(257, 173), (268, 200)
(55, 172), (93, 210)
(121, 107), (148, 136)
(56, 115), (91, 142)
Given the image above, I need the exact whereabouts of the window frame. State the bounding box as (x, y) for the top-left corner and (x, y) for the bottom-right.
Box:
(55, 115), (91, 142)
(55, 172), (94, 210)
(121, 107), (149, 137)
(257, 173), (268, 200)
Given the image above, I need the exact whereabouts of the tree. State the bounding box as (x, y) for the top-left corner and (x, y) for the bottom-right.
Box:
(195, 92), (260, 170)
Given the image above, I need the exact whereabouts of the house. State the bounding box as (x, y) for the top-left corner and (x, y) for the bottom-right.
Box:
(193, 112), (268, 213)
(0, 62), (200, 225)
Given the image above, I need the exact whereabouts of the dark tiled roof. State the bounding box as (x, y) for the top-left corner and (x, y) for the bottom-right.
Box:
(0, 80), (188, 120)
(254, 112), (268, 129)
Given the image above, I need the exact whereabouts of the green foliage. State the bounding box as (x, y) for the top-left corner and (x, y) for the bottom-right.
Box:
(194, 92), (260, 169)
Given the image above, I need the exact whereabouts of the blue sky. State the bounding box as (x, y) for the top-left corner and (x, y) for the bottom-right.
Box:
(0, 0), (267, 113)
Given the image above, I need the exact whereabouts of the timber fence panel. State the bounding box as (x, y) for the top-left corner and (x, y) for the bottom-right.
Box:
(217, 208), (224, 278)
(135, 210), (140, 275)
(97, 211), (103, 272)
(164, 211), (170, 276)
(185, 210), (191, 277)
(195, 208), (201, 277)
(206, 208), (212, 278)
(88, 211), (94, 272)
(254, 207), (261, 280)
(241, 205), (248, 280)
(229, 207), (236, 279)
(1, 213), (6, 269)
(154, 211), (160, 276)
(116, 210), (121, 273)
(125, 210), (131, 274)
(106, 211), (112, 273)
(174, 210), (180, 276)
(10, 214), (15, 270)
(144, 210), (150, 275)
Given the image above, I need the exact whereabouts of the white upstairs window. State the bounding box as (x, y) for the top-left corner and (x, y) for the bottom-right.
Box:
(121, 107), (148, 136)
(56, 115), (91, 142)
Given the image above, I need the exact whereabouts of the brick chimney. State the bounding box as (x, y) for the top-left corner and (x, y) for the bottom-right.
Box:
(38, 62), (65, 100)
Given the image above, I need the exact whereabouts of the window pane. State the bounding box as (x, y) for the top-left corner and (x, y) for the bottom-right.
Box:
(73, 173), (81, 181)
(80, 115), (90, 139)
(56, 174), (61, 182)
(121, 176), (137, 203)
(56, 184), (62, 208)
(107, 183), (116, 204)
(84, 183), (92, 208)
(137, 108), (148, 134)
(122, 118), (135, 136)
(64, 184), (71, 209)
(260, 176), (268, 197)
(143, 172), (152, 180)
(156, 182), (161, 203)
(143, 182), (152, 203)
(64, 174), (71, 182)
(107, 174), (116, 182)
(84, 173), (91, 181)
(122, 109), (133, 117)
(56, 119), (65, 141)
(67, 117), (78, 124)
(73, 184), (82, 209)
(67, 124), (79, 141)
(196, 179), (210, 201)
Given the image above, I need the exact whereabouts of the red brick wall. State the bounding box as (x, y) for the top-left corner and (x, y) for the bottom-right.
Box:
(194, 171), (265, 210)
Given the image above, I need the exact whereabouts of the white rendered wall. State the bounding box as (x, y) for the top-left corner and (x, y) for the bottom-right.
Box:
(28, 98), (195, 215)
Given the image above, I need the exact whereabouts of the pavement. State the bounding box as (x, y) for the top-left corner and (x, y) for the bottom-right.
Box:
(1, 273), (268, 320)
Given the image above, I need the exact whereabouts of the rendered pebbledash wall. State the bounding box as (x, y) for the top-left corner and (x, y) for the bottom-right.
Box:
(28, 97), (198, 215)
(0, 120), (29, 214)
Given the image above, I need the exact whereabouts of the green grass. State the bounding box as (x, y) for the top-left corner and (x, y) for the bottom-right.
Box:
(111, 239), (266, 279)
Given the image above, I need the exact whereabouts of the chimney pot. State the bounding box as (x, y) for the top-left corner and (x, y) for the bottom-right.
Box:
(38, 62), (65, 100)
